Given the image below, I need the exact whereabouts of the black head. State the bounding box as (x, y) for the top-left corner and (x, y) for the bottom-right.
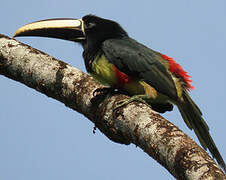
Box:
(82, 15), (128, 41)
(81, 15), (128, 49)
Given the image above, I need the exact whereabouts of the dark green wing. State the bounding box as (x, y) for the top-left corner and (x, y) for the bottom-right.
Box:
(102, 37), (178, 100)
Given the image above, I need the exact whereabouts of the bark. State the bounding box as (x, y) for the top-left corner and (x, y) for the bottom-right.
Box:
(0, 34), (225, 180)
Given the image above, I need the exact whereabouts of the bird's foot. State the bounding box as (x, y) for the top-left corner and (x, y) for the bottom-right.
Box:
(93, 87), (115, 96)
(114, 95), (151, 110)
(91, 87), (116, 106)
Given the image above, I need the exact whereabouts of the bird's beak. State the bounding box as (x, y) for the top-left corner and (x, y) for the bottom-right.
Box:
(13, 18), (85, 42)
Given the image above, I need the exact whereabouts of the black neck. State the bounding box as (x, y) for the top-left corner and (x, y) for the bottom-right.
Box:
(82, 38), (102, 73)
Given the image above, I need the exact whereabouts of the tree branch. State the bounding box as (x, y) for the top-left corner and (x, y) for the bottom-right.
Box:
(0, 34), (225, 180)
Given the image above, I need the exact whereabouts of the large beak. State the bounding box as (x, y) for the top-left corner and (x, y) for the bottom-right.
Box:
(13, 18), (85, 42)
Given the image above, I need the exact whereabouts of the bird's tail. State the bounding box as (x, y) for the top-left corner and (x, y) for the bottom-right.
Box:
(177, 91), (226, 172)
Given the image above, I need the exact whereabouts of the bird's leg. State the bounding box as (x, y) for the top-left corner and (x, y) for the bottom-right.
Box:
(114, 94), (151, 110)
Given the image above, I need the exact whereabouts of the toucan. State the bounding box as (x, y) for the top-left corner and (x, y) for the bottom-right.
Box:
(14, 15), (226, 171)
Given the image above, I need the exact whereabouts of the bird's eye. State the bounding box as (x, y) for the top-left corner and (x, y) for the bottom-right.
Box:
(85, 22), (96, 29)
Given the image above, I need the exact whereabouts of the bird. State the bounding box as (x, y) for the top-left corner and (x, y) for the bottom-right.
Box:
(14, 14), (226, 172)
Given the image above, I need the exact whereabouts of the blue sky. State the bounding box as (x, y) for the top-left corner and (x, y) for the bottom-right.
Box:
(1, 0), (226, 179)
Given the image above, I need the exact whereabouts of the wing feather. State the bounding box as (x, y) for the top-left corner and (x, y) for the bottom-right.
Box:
(102, 37), (178, 100)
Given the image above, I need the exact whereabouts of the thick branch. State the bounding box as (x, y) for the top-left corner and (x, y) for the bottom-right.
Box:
(0, 34), (225, 180)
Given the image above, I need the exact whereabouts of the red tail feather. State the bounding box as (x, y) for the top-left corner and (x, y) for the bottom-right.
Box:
(161, 54), (194, 90)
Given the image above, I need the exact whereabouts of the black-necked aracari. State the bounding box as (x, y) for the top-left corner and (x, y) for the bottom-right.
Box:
(14, 15), (225, 171)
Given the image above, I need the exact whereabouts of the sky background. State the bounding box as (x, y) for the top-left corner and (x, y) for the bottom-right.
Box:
(1, 0), (226, 179)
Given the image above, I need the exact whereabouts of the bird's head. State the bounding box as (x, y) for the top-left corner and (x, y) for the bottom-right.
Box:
(14, 15), (128, 46)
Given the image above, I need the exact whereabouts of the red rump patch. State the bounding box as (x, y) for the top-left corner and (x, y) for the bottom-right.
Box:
(161, 54), (194, 90)
(112, 65), (132, 87)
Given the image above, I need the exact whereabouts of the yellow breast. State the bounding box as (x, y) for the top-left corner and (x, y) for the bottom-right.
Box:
(90, 54), (117, 86)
